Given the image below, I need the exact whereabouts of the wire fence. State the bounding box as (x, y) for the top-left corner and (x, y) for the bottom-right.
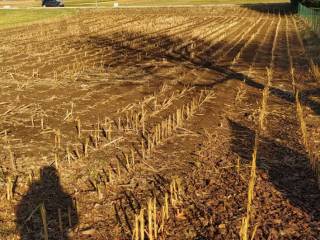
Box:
(298, 3), (320, 36)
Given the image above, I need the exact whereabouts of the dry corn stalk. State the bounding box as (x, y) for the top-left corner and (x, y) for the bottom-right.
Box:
(40, 203), (49, 240)
(240, 67), (272, 240)
(6, 176), (13, 200)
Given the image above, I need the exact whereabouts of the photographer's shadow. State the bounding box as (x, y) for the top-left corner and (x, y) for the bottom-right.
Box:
(15, 166), (78, 240)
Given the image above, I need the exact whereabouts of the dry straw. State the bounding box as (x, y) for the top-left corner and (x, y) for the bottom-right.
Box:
(240, 67), (272, 240)
(6, 176), (13, 200)
(40, 203), (49, 240)
(132, 178), (182, 239)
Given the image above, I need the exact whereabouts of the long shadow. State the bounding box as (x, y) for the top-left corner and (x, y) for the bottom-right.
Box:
(76, 28), (320, 116)
(15, 166), (78, 240)
(229, 119), (320, 220)
(302, 88), (320, 115)
(240, 2), (295, 14)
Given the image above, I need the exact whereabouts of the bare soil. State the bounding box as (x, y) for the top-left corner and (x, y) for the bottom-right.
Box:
(0, 4), (319, 240)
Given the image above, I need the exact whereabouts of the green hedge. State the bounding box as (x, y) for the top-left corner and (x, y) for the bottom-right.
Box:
(292, 0), (320, 7)
(298, 3), (320, 36)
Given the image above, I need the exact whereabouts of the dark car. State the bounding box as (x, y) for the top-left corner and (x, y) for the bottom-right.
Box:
(42, 0), (64, 7)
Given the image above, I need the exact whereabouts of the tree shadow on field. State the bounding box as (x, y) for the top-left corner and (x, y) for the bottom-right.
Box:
(76, 26), (320, 116)
(75, 22), (320, 218)
(15, 166), (78, 240)
(229, 119), (320, 221)
(64, 6), (320, 233)
(240, 2), (294, 14)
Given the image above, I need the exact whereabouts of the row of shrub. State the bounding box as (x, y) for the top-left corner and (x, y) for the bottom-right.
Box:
(291, 0), (320, 8)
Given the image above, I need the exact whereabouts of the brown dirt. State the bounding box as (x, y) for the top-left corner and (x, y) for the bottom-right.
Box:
(0, 4), (319, 240)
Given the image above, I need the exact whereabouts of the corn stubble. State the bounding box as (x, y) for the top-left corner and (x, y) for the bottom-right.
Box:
(0, 6), (318, 240)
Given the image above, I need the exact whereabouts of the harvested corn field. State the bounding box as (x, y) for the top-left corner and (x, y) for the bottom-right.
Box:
(0, 4), (320, 240)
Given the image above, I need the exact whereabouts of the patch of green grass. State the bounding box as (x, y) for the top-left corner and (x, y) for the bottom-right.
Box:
(0, 0), (290, 8)
(0, 9), (77, 29)
(119, 0), (289, 5)
(0, 0), (290, 29)
(66, 0), (289, 7)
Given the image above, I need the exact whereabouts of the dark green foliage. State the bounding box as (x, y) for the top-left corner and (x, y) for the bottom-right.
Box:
(292, 0), (320, 8)
(302, 0), (320, 7)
